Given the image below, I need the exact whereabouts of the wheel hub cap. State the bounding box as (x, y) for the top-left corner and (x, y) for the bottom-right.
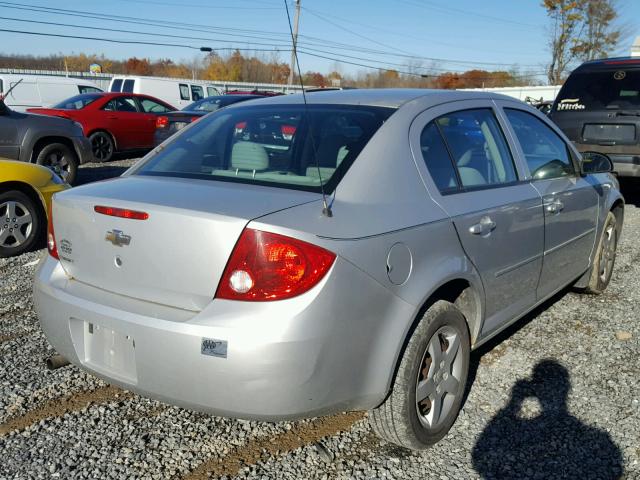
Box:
(416, 326), (463, 430)
(0, 201), (33, 248)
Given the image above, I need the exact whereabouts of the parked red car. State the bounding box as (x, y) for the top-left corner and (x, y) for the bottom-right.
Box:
(28, 93), (176, 162)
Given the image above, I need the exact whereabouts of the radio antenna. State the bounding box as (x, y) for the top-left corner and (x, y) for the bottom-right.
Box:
(284, 0), (333, 217)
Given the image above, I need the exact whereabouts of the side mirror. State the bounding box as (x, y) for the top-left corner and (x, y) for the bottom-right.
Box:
(580, 151), (613, 175)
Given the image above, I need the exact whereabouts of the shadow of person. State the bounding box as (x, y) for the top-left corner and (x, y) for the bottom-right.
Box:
(472, 360), (623, 480)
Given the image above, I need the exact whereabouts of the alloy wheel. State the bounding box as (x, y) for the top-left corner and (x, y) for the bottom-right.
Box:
(0, 200), (33, 248)
(92, 134), (113, 161)
(416, 325), (464, 429)
(44, 150), (71, 182)
(599, 224), (616, 283)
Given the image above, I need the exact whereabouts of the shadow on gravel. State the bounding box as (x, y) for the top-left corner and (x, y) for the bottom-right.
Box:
(471, 360), (623, 480)
(619, 178), (640, 207)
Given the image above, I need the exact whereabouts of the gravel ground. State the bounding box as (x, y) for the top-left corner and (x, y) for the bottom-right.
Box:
(0, 162), (638, 479)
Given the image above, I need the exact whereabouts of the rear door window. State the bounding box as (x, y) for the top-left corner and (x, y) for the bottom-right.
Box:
(556, 69), (640, 111)
(122, 79), (135, 93)
(191, 85), (204, 101)
(104, 96), (139, 112)
(139, 97), (171, 113)
(134, 104), (394, 193)
(420, 122), (459, 193)
(435, 109), (518, 188)
(207, 86), (218, 96)
(110, 79), (123, 92)
(505, 109), (574, 179)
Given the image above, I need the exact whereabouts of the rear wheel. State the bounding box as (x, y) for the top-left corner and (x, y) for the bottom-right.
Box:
(0, 190), (42, 258)
(89, 131), (114, 162)
(36, 142), (78, 184)
(585, 211), (618, 294)
(369, 300), (470, 450)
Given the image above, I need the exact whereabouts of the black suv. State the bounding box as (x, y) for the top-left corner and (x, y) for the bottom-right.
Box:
(0, 100), (92, 184)
(550, 57), (640, 177)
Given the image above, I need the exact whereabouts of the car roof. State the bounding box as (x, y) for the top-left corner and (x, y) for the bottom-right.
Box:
(251, 88), (516, 109)
(574, 56), (640, 71)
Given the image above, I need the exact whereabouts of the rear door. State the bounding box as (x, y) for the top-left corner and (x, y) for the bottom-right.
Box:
(501, 104), (599, 299)
(411, 101), (544, 335)
(135, 96), (174, 148)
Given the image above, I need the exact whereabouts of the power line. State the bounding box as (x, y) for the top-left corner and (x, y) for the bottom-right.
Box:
(397, 0), (540, 29)
(0, 27), (285, 52)
(0, 1), (542, 69)
(0, 15), (292, 50)
(104, 0), (281, 9)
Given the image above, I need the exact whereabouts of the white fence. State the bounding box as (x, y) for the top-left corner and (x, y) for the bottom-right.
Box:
(459, 85), (562, 103)
(0, 68), (307, 93)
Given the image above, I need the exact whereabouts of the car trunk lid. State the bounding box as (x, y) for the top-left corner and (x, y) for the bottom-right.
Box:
(52, 175), (319, 312)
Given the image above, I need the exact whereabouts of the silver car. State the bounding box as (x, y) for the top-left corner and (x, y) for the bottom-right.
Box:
(34, 89), (623, 450)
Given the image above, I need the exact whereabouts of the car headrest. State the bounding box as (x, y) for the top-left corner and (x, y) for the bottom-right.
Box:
(231, 141), (269, 171)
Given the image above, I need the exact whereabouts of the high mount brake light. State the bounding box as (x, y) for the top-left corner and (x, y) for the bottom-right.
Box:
(47, 203), (59, 260)
(156, 116), (169, 128)
(94, 206), (149, 220)
(216, 228), (336, 301)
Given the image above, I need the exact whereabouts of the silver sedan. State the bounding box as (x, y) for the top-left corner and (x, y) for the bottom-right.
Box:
(34, 89), (623, 450)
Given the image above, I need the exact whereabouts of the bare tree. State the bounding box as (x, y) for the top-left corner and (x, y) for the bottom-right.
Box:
(543, 0), (622, 84)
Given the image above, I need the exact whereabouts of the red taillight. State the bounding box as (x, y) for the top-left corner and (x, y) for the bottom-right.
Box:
(156, 116), (169, 128)
(216, 228), (336, 301)
(94, 205), (149, 220)
(191, 116), (200, 123)
(47, 203), (58, 260)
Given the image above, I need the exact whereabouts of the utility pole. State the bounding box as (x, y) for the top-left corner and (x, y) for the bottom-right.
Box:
(288, 0), (301, 87)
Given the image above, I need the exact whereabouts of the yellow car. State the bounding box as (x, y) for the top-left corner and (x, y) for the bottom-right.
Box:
(0, 159), (69, 258)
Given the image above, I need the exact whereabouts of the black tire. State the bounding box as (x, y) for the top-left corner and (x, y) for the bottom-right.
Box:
(0, 190), (43, 258)
(585, 211), (618, 294)
(35, 142), (78, 185)
(89, 131), (114, 163)
(369, 300), (470, 450)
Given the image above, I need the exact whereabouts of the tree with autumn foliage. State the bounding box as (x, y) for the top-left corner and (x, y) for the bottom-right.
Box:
(543, 0), (621, 84)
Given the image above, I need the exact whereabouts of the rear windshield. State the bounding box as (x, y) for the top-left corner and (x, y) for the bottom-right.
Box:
(556, 69), (640, 111)
(134, 104), (394, 193)
(53, 93), (102, 109)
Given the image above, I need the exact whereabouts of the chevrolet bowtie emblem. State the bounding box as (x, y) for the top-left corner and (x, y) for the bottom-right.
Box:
(105, 229), (131, 247)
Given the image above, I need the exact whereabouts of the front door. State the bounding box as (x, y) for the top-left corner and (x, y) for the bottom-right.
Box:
(411, 103), (545, 336)
(502, 107), (599, 299)
(102, 96), (145, 150)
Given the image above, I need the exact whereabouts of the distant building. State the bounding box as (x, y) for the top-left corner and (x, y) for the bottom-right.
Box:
(631, 37), (640, 57)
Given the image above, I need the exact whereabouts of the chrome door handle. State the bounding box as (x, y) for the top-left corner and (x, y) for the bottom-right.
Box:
(469, 216), (497, 235)
(546, 200), (564, 214)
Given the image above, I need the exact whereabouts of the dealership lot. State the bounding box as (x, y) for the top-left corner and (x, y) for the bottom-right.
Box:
(0, 162), (638, 479)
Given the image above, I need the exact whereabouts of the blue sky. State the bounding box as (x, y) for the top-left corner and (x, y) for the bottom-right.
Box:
(0, 0), (639, 84)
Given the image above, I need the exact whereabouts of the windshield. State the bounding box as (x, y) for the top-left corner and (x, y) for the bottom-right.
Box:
(133, 104), (394, 193)
(556, 70), (640, 111)
(53, 93), (102, 110)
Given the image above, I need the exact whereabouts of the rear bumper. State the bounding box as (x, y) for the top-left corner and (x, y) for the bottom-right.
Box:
(71, 136), (93, 164)
(34, 254), (414, 421)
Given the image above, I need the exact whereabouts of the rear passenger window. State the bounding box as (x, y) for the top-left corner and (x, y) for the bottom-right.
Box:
(179, 84), (189, 100)
(122, 79), (135, 93)
(191, 85), (204, 101)
(437, 109), (517, 188)
(420, 123), (459, 193)
(505, 109), (574, 180)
